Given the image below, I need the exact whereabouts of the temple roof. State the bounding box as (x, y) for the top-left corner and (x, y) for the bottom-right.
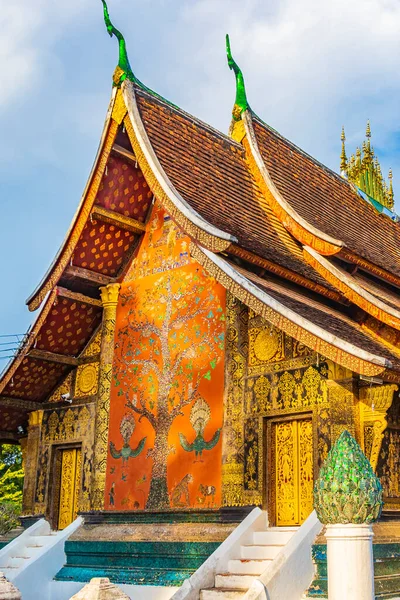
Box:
(2, 24), (400, 436)
(251, 117), (400, 277)
(135, 89), (339, 298)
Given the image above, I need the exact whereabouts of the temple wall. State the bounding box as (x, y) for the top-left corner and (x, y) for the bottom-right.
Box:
(22, 332), (100, 522)
(222, 295), (360, 517)
(104, 204), (225, 510)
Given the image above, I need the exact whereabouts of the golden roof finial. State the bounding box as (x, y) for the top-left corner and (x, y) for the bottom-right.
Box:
(366, 120), (371, 139)
(340, 126), (348, 174)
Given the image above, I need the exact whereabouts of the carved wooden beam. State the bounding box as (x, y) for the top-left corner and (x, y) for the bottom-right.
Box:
(28, 349), (78, 367)
(112, 143), (136, 163)
(0, 396), (40, 411)
(64, 265), (115, 286)
(91, 205), (145, 235)
(0, 431), (20, 441)
(56, 287), (102, 308)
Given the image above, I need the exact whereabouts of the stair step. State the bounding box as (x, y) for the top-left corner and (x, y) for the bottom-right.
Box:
(228, 558), (272, 575)
(266, 527), (298, 531)
(200, 590), (246, 599)
(375, 574), (400, 595)
(253, 530), (296, 545)
(215, 574), (253, 590)
(241, 544), (282, 560)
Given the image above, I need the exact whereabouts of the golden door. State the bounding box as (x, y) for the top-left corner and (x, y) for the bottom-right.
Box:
(274, 418), (313, 526)
(58, 448), (82, 530)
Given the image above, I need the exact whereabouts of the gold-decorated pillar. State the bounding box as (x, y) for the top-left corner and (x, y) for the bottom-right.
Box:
(222, 293), (248, 507)
(90, 283), (120, 510)
(360, 384), (398, 471)
(22, 410), (43, 515)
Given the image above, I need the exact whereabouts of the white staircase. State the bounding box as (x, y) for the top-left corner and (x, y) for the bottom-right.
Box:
(0, 517), (82, 600)
(200, 527), (298, 599)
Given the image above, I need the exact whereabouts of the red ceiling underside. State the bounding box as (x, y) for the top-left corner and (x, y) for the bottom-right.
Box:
(96, 154), (152, 222)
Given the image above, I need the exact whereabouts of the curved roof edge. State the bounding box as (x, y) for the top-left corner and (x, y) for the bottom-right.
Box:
(191, 243), (391, 376)
(304, 246), (400, 331)
(26, 87), (119, 312)
(0, 289), (58, 394)
(241, 110), (344, 256)
(122, 81), (236, 253)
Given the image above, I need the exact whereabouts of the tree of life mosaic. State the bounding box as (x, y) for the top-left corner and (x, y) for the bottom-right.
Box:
(105, 205), (226, 510)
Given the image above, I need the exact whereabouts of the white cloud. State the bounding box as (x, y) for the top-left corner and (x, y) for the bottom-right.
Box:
(174, 0), (400, 191)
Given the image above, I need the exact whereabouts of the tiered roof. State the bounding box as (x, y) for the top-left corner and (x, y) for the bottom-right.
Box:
(1, 4), (400, 438)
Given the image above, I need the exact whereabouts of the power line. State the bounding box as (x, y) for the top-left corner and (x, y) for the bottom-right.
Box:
(0, 334), (29, 338)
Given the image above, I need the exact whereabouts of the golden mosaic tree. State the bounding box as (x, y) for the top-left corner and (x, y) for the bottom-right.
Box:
(114, 270), (225, 509)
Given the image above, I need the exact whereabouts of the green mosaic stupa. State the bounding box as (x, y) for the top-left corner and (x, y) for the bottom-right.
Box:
(313, 430), (383, 525)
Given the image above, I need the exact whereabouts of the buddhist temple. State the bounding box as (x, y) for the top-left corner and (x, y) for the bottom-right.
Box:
(1, 3), (400, 599)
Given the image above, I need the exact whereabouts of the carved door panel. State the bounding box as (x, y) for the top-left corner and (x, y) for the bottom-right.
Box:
(273, 417), (313, 526)
(58, 448), (82, 530)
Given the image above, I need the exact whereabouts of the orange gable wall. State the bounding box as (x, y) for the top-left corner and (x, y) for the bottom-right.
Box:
(105, 204), (226, 510)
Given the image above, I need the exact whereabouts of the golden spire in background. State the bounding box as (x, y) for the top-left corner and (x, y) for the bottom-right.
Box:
(340, 127), (348, 174)
(341, 121), (394, 210)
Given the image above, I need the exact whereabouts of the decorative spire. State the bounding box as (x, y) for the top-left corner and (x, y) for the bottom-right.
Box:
(340, 126), (347, 174)
(101, 0), (135, 86)
(313, 430), (383, 525)
(341, 121), (395, 210)
(226, 34), (249, 121)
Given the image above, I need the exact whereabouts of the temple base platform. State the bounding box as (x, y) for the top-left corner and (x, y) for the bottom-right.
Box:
(307, 518), (400, 599)
(55, 509), (250, 587)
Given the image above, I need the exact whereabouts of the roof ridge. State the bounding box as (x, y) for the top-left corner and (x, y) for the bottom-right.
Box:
(252, 113), (354, 190)
(135, 86), (244, 150)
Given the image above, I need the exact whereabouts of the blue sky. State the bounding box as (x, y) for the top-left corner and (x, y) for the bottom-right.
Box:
(1, 0), (400, 363)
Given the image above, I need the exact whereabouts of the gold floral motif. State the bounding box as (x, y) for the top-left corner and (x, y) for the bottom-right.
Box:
(302, 366), (324, 406)
(278, 371), (296, 409)
(75, 363), (99, 397)
(81, 330), (101, 357)
(249, 325), (284, 365)
(253, 375), (271, 413)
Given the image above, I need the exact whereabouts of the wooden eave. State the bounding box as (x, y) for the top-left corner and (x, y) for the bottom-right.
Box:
(304, 246), (400, 331)
(191, 242), (400, 378)
(241, 110), (344, 257)
(0, 287), (102, 416)
(229, 245), (345, 304)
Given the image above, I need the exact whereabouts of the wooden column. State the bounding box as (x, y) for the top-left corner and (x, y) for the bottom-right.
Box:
(22, 410), (43, 515)
(90, 283), (120, 510)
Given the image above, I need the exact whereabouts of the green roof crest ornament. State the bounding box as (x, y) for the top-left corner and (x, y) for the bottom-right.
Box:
(226, 34), (249, 121)
(101, 0), (136, 86)
(313, 430), (383, 525)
